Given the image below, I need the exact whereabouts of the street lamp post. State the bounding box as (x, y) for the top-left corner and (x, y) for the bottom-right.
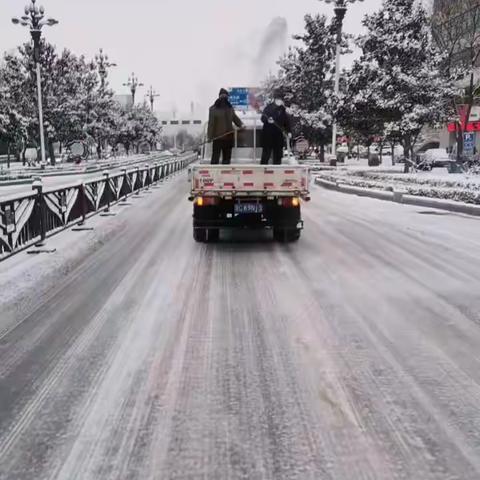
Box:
(123, 73), (144, 107)
(95, 48), (116, 89)
(12, 0), (58, 166)
(145, 86), (160, 112)
(322, 0), (363, 158)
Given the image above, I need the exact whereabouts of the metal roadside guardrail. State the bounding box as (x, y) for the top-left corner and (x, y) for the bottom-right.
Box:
(0, 153), (197, 261)
(0, 153), (169, 183)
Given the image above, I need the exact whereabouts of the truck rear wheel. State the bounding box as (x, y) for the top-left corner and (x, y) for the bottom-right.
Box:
(274, 228), (301, 243)
(206, 228), (219, 242)
(193, 228), (207, 242)
(193, 228), (219, 243)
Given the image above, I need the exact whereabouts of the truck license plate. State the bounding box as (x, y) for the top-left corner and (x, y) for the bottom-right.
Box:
(234, 203), (263, 214)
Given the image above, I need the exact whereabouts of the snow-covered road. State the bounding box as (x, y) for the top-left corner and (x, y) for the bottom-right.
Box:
(1, 174), (480, 479)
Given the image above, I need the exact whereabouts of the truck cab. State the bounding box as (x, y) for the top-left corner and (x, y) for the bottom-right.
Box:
(190, 111), (310, 242)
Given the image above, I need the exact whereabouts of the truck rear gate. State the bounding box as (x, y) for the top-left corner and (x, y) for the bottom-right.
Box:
(189, 164), (310, 243)
(190, 165), (309, 197)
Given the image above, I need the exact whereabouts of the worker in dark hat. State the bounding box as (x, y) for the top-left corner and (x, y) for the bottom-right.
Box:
(208, 88), (245, 164)
(261, 90), (292, 165)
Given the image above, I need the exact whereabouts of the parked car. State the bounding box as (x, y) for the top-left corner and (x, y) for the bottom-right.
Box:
(25, 147), (38, 166)
(416, 148), (452, 170)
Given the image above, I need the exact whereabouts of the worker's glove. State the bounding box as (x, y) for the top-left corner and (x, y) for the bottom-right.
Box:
(268, 117), (274, 124)
(287, 133), (293, 139)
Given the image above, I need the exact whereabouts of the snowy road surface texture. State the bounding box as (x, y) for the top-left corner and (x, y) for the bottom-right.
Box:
(1, 173), (480, 479)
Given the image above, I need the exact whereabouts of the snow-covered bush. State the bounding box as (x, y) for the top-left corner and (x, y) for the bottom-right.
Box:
(317, 169), (480, 204)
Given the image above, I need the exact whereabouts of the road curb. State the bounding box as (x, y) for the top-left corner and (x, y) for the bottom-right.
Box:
(0, 178), (32, 187)
(315, 177), (480, 217)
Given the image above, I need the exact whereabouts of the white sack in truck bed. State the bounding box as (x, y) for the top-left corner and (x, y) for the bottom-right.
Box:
(190, 165), (310, 197)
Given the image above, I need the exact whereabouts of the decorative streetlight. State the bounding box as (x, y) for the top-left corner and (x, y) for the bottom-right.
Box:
(123, 73), (144, 106)
(145, 86), (160, 112)
(95, 48), (116, 89)
(12, 0), (58, 166)
(321, 0), (364, 158)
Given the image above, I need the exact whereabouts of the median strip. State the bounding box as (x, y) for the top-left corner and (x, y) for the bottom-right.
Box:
(315, 176), (480, 217)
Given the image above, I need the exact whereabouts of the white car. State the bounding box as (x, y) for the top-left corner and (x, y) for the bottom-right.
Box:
(421, 148), (451, 169)
(25, 148), (38, 166)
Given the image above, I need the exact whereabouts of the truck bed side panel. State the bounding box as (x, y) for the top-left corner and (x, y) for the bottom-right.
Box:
(191, 165), (309, 196)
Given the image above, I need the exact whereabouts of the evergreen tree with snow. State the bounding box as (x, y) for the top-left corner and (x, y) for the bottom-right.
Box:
(340, 0), (455, 171)
(263, 14), (339, 161)
(0, 42), (162, 164)
(0, 48), (38, 165)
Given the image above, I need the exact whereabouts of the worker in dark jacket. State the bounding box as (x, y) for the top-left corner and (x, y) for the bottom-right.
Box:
(208, 88), (244, 164)
(261, 91), (292, 165)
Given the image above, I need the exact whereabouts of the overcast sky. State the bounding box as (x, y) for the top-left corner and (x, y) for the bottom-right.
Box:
(2, 0), (383, 117)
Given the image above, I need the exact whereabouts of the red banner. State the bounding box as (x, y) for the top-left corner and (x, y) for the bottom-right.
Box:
(448, 122), (480, 132)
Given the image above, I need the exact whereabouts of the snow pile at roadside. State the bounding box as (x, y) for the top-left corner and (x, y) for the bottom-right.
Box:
(317, 169), (480, 205)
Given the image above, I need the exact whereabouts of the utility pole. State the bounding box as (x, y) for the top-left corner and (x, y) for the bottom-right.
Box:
(123, 73), (144, 107)
(145, 86), (160, 112)
(321, 0), (364, 159)
(12, 0), (58, 166)
(95, 48), (116, 89)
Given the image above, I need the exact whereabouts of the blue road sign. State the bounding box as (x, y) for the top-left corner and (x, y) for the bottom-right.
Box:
(229, 88), (249, 108)
(464, 132), (475, 155)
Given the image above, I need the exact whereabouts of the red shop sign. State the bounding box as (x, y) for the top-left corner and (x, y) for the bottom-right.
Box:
(448, 122), (480, 132)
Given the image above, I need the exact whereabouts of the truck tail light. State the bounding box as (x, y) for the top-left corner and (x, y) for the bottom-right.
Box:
(279, 197), (300, 207)
(196, 196), (218, 206)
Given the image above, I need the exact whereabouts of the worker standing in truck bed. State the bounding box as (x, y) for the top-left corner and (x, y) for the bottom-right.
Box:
(208, 88), (245, 165)
(261, 91), (292, 165)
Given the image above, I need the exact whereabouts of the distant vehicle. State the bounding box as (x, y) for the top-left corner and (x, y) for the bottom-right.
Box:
(372, 144), (403, 159)
(294, 136), (310, 160)
(416, 148), (452, 170)
(189, 111), (310, 242)
(65, 141), (88, 164)
(139, 142), (151, 154)
(25, 148), (38, 166)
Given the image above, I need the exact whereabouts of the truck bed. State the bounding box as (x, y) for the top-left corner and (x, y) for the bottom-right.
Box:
(190, 165), (310, 197)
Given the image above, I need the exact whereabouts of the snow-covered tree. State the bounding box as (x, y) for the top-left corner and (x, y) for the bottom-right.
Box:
(263, 14), (338, 160)
(112, 104), (162, 154)
(0, 49), (36, 164)
(0, 42), (89, 164)
(0, 76), (26, 167)
(0, 41), (161, 164)
(0, 40), (162, 163)
(340, 0), (455, 171)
